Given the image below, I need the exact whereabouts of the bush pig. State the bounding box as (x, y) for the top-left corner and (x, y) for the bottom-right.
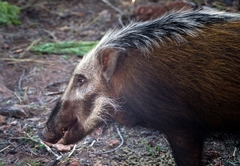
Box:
(38, 9), (240, 166)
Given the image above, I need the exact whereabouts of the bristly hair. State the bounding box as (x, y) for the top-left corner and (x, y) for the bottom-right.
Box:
(93, 9), (240, 54)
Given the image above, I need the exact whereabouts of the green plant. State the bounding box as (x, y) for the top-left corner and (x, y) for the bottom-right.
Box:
(0, 1), (21, 26)
(146, 144), (162, 157)
(0, 161), (5, 166)
(30, 41), (99, 56)
(16, 162), (24, 166)
(26, 159), (41, 166)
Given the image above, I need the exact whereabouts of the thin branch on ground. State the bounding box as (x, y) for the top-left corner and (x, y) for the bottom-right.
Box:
(25, 39), (41, 51)
(92, 123), (124, 154)
(19, 39), (41, 58)
(24, 132), (78, 165)
(68, 144), (77, 158)
(87, 15), (102, 27)
(49, 96), (60, 103)
(101, 0), (125, 27)
(0, 58), (53, 64)
(45, 80), (69, 89)
(43, 29), (60, 43)
(14, 92), (22, 104)
(38, 4), (60, 16)
(0, 145), (11, 153)
(233, 147), (237, 160)
(19, 0), (39, 10)
(46, 91), (64, 96)
(24, 132), (62, 160)
(162, 134), (169, 145)
(38, 4), (82, 19)
(18, 69), (25, 91)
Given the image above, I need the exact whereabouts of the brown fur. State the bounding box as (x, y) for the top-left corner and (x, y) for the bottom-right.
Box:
(108, 21), (240, 165)
(39, 21), (240, 166)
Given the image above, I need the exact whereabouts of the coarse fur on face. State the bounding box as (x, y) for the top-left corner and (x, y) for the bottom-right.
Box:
(39, 9), (240, 166)
(40, 50), (120, 144)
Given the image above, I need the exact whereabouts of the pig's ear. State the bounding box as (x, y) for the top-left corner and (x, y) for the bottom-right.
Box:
(100, 48), (126, 81)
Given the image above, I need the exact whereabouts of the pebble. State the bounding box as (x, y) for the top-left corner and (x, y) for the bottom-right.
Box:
(0, 115), (6, 124)
(108, 139), (120, 147)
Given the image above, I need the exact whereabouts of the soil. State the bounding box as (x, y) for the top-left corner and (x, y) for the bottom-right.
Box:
(0, 0), (240, 166)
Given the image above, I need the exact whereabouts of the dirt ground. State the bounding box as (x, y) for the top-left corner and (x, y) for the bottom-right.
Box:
(0, 0), (240, 166)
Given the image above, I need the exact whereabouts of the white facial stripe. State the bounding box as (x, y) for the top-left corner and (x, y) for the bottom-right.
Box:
(62, 77), (74, 101)
(83, 96), (118, 132)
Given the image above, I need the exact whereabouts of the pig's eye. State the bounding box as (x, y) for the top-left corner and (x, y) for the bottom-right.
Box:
(76, 74), (85, 86)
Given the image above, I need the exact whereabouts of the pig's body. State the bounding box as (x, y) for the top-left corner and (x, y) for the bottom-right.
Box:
(39, 9), (240, 166)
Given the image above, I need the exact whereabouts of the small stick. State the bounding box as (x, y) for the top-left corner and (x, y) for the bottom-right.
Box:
(18, 69), (25, 91)
(25, 132), (78, 164)
(0, 145), (11, 153)
(92, 123), (124, 154)
(68, 144), (77, 158)
(49, 96), (60, 104)
(45, 80), (69, 89)
(89, 140), (96, 147)
(45, 91), (64, 96)
(101, 0), (125, 27)
(26, 39), (41, 51)
(233, 147), (237, 160)
(24, 132), (62, 159)
(0, 58), (52, 64)
(14, 92), (22, 104)
(162, 134), (169, 145)
(39, 139), (63, 159)
(19, 39), (41, 58)
(43, 29), (59, 43)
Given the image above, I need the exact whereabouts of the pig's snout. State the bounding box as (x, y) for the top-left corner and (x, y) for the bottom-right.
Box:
(38, 127), (64, 144)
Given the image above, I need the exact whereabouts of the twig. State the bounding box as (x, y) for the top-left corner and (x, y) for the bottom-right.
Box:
(19, 0), (39, 10)
(92, 123), (124, 154)
(162, 134), (169, 145)
(14, 92), (22, 104)
(24, 132), (39, 143)
(43, 29), (59, 43)
(41, 141), (61, 159)
(38, 4), (79, 18)
(24, 132), (78, 165)
(49, 96), (60, 104)
(9, 142), (24, 152)
(0, 58), (52, 64)
(45, 80), (69, 89)
(14, 158), (20, 164)
(227, 161), (237, 166)
(233, 147), (237, 160)
(87, 15), (102, 27)
(45, 91), (64, 96)
(19, 39), (41, 58)
(23, 87), (29, 104)
(89, 140), (96, 147)
(0, 145), (11, 153)
(26, 39), (41, 51)
(101, 0), (123, 16)
(18, 69), (25, 91)
(40, 139), (63, 160)
(24, 132), (62, 159)
(101, 0), (125, 27)
(68, 144), (77, 157)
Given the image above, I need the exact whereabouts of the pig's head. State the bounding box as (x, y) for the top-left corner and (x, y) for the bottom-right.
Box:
(38, 47), (126, 144)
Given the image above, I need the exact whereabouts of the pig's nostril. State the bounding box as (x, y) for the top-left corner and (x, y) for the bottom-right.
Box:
(38, 127), (64, 144)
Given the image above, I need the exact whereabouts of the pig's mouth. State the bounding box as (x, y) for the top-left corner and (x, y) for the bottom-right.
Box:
(59, 121), (79, 144)
(38, 119), (80, 144)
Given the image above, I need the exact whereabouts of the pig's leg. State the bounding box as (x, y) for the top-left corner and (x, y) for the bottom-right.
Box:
(166, 129), (204, 166)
